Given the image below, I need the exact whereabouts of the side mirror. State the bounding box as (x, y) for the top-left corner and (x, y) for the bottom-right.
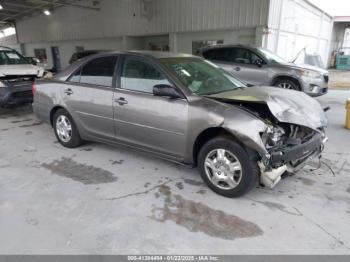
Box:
(153, 84), (182, 99)
(254, 59), (264, 67)
(33, 57), (41, 64)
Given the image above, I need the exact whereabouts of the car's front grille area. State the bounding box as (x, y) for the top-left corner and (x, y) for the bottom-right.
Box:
(323, 75), (329, 83)
(12, 90), (33, 98)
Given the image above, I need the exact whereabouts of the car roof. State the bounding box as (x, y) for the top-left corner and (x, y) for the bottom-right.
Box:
(102, 50), (198, 59)
(199, 44), (259, 52)
(54, 50), (200, 82)
(76, 50), (105, 54)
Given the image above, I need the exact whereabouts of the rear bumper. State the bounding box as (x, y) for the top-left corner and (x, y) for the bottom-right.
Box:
(269, 133), (324, 167)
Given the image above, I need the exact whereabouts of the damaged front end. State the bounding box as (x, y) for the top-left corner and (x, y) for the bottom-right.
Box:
(209, 87), (328, 189)
(259, 123), (326, 188)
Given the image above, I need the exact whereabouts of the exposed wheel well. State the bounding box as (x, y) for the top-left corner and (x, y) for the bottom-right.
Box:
(192, 127), (244, 166)
(50, 106), (65, 126)
(272, 76), (301, 90)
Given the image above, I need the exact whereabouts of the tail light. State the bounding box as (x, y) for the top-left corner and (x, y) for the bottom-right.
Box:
(32, 82), (37, 95)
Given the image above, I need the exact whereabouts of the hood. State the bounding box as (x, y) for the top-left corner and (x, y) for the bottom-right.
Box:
(0, 64), (44, 78)
(280, 62), (328, 75)
(207, 86), (328, 130)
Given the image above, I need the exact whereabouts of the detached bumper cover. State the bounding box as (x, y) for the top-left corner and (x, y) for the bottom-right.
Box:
(269, 133), (323, 167)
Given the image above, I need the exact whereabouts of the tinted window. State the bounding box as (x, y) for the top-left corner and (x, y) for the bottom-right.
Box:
(231, 48), (260, 64)
(210, 48), (231, 62)
(202, 49), (215, 59)
(79, 56), (117, 87)
(209, 48), (261, 64)
(121, 57), (170, 93)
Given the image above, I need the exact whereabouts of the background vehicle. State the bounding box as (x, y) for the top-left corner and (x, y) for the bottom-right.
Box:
(25, 56), (41, 65)
(68, 50), (109, 64)
(33, 51), (327, 197)
(0, 46), (44, 107)
(198, 44), (329, 96)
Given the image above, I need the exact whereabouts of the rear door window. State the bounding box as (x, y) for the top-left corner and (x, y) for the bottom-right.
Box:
(73, 56), (118, 87)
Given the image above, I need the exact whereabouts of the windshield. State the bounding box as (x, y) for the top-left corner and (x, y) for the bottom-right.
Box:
(159, 57), (245, 96)
(256, 48), (287, 64)
(0, 50), (30, 65)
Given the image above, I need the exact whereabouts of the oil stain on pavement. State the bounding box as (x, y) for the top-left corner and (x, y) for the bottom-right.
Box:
(183, 178), (204, 186)
(41, 157), (118, 185)
(151, 185), (263, 240)
(297, 177), (316, 186)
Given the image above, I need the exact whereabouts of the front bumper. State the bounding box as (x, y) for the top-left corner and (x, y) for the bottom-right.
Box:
(260, 133), (325, 188)
(301, 75), (328, 97)
(0, 83), (33, 107)
(269, 133), (323, 168)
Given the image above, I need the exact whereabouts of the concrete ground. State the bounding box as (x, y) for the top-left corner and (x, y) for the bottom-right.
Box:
(0, 90), (350, 255)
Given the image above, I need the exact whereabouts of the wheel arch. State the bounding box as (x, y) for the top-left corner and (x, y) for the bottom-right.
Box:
(192, 127), (258, 166)
(271, 75), (302, 90)
(50, 105), (68, 126)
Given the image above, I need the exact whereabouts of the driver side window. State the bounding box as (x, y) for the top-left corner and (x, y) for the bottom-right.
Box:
(121, 57), (171, 93)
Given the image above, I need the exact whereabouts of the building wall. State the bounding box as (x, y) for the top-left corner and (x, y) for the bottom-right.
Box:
(15, 0), (270, 70)
(266, 0), (333, 67)
(16, 0), (269, 43)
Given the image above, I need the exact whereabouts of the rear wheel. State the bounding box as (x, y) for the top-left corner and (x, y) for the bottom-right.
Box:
(53, 109), (82, 148)
(197, 136), (258, 198)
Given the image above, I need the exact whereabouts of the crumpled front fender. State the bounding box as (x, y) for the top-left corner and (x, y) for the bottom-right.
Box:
(222, 107), (269, 155)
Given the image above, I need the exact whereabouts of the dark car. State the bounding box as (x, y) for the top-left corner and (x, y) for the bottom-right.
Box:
(69, 50), (108, 64)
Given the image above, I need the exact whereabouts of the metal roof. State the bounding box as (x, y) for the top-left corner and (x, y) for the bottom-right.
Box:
(0, 0), (100, 28)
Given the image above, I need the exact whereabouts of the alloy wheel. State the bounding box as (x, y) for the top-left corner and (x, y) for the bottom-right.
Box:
(204, 149), (243, 190)
(278, 82), (293, 89)
(56, 115), (72, 143)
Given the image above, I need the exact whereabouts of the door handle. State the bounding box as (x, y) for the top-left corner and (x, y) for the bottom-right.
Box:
(115, 97), (128, 105)
(64, 88), (73, 95)
(234, 66), (241, 72)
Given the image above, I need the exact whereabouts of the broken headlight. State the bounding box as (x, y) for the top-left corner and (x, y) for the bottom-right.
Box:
(262, 125), (285, 149)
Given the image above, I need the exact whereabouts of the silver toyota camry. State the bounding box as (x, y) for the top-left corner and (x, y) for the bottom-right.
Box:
(33, 51), (328, 197)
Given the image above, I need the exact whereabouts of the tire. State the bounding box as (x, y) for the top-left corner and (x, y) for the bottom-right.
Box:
(53, 109), (82, 148)
(197, 136), (259, 198)
(274, 78), (300, 91)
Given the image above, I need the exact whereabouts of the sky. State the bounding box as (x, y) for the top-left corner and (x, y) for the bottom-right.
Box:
(308, 0), (350, 16)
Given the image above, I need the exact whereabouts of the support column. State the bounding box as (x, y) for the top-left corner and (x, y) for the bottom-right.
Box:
(169, 33), (178, 52)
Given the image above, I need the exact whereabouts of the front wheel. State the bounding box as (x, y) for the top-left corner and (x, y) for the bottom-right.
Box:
(274, 79), (300, 91)
(197, 137), (258, 198)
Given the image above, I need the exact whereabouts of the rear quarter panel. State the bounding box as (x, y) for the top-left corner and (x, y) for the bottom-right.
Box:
(33, 80), (64, 125)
